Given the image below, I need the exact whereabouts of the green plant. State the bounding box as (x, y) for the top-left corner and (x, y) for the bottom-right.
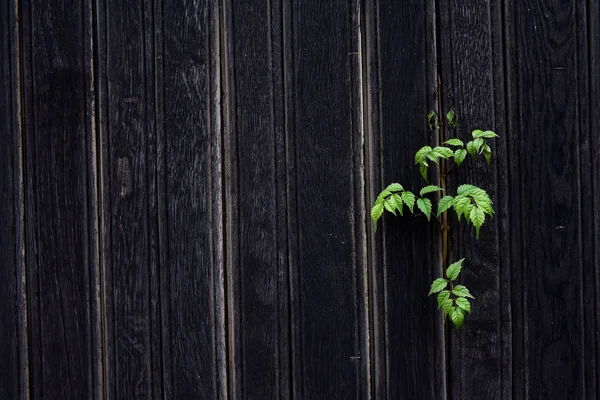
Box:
(371, 110), (498, 329)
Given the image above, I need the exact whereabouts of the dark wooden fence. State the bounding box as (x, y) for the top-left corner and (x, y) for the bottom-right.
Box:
(1, 0), (598, 398)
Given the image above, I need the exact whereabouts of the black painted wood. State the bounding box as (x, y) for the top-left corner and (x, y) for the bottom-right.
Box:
(505, 0), (590, 398)
(223, 0), (290, 398)
(19, 0), (98, 398)
(286, 0), (369, 398)
(437, 1), (512, 398)
(98, 0), (158, 397)
(0, 1), (24, 398)
(365, 1), (442, 399)
(161, 0), (226, 398)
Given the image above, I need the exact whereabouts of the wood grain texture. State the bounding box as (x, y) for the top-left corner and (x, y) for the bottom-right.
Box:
(286, 0), (369, 398)
(365, 1), (442, 398)
(437, 0), (512, 398)
(223, 0), (290, 398)
(0, 0), (26, 397)
(160, 0), (226, 398)
(19, 0), (97, 397)
(98, 0), (159, 397)
(505, 0), (589, 398)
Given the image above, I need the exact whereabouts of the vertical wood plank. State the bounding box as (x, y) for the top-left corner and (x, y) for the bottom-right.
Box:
(160, 0), (226, 398)
(223, 0), (290, 398)
(504, 0), (589, 397)
(97, 0), (160, 397)
(364, 1), (442, 398)
(437, 0), (512, 398)
(0, 0), (27, 397)
(19, 0), (98, 397)
(285, 0), (369, 398)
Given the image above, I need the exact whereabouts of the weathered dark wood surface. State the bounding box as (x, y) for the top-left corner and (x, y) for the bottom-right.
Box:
(1, 0), (598, 398)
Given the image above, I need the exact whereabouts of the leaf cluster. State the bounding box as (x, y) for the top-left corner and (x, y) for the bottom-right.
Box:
(428, 258), (474, 329)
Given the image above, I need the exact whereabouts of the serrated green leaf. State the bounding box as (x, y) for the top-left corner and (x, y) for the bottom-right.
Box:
(472, 129), (499, 139)
(419, 185), (443, 196)
(415, 146), (433, 165)
(454, 149), (467, 166)
(452, 285), (475, 299)
(384, 199), (397, 216)
(419, 163), (429, 181)
(371, 202), (384, 231)
(428, 278), (448, 295)
(375, 189), (391, 205)
(457, 184), (478, 195)
(470, 206), (485, 238)
(437, 290), (451, 308)
(446, 108), (456, 127)
(402, 191), (416, 213)
(483, 147), (492, 165)
(444, 138), (464, 147)
(446, 258), (464, 281)
(385, 183), (404, 193)
(390, 193), (404, 216)
(450, 306), (465, 329)
(441, 298), (454, 317)
(433, 146), (454, 159)
(437, 195), (454, 216)
(471, 129), (484, 138)
(466, 140), (477, 157)
(473, 138), (485, 154)
(417, 198), (433, 221)
(456, 297), (471, 314)
(428, 110), (439, 132)
(453, 196), (472, 220)
(426, 153), (440, 164)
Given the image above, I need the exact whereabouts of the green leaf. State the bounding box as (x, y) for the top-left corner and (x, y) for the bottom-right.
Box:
(456, 297), (471, 314)
(402, 191), (416, 213)
(419, 163), (429, 181)
(428, 110), (439, 132)
(466, 140), (477, 157)
(446, 258), (464, 281)
(375, 189), (391, 205)
(471, 129), (484, 138)
(428, 278), (448, 295)
(389, 193), (404, 216)
(473, 138), (485, 154)
(452, 285), (475, 299)
(432, 146), (454, 159)
(415, 146), (433, 165)
(450, 306), (466, 329)
(437, 195), (454, 216)
(473, 129), (499, 139)
(470, 206), (485, 238)
(417, 198), (433, 221)
(453, 196), (472, 220)
(446, 108), (456, 128)
(457, 184), (478, 195)
(426, 153), (440, 164)
(483, 144), (492, 165)
(419, 185), (443, 196)
(384, 199), (397, 216)
(444, 138), (464, 147)
(385, 183), (404, 192)
(454, 149), (467, 166)
(371, 202), (384, 231)
(441, 298), (454, 317)
(437, 290), (451, 308)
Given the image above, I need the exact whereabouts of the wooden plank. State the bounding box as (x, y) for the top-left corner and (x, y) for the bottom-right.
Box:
(97, 0), (161, 397)
(223, 0), (290, 398)
(436, 1), (512, 398)
(579, 0), (599, 398)
(160, 0), (226, 398)
(0, 0), (26, 397)
(285, 1), (369, 398)
(19, 0), (97, 397)
(505, 0), (589, 397)
(364, 1), (442, 398)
